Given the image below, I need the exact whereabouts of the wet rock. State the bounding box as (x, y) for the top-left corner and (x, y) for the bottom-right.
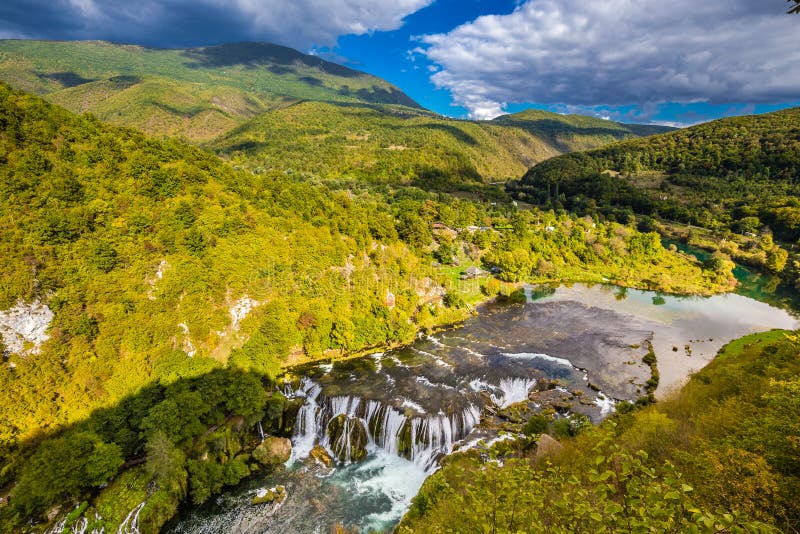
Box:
(310, 445), (334, 468)
(252, 485), (286, 505)
(530, 389), (573, 411)
(327, 414), (368, 462)
(253, 437), (292, 466)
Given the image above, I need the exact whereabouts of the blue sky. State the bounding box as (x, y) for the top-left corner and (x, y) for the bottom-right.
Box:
(330, 0), (521, 119)
(1, 0), (798, 126)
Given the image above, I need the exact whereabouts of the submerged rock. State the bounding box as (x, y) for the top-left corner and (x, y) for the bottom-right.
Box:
(253, 437), (292, 466)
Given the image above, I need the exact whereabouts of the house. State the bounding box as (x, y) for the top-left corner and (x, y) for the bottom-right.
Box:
(461, 266), (485, 279)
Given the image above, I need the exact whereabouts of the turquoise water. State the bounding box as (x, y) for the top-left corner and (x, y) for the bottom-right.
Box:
(663, 239), (800, 314)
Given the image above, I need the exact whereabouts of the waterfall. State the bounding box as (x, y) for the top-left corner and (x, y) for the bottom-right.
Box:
(409, 405), (481, 470)
(594, 393), (616, 416)
(287, 378), (322, 463)
(46, 510), (105, 534)
(287, 379), (481, 470)
(491, 377), (537, 408)
(72, 517), (88, 534)
(117, 502), (145, 534)
(523, 285), (533, 303)
(257, 421), (265, 441)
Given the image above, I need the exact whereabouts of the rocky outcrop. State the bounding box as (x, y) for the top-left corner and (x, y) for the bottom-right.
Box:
(309, 445), (334, 468)
(177, 322), (197, 357)
(252, 485), (287, 505)
(535, 434), (563, 459)
(327, 414), (368, 463)
(0, 299), (53, 355)
(253, 436), (292, 466)
(230, 296), (260, 331)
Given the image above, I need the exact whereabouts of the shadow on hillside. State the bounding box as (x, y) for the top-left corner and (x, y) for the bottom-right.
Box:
(37, 71), (97, 88)
(181, 42), (362, 79)
(337, 86), (422, 109)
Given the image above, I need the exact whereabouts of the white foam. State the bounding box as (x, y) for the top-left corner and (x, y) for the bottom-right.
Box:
(399, 398), (426, 414)
(594, 393), (616, 417)
(501, 352), (574, 368)
(414, 376), (456, 390)
(343, 447), (431, 532)
(491, 377), (537, 408)
(468, 378), (491, 392)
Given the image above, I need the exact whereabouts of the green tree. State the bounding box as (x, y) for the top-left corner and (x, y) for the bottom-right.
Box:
(397, 212), (431, 249)
(145, 431), (187, 495)
(11, 432), (123, 516)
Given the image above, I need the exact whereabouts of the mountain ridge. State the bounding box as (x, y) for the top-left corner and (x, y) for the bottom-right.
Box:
(208, 99), (675, 185)
(0, 39), (421, 142)
(0, 39), (672, 157)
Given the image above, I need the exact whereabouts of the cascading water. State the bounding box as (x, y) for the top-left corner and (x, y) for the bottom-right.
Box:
(491, 377), (538, 408)
(117, 502), (144, 534)
(286, 380), (481, 470)
(286, 377), (322, 463)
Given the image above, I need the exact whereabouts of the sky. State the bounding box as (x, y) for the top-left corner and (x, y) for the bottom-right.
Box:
(1, 0), (798, 126)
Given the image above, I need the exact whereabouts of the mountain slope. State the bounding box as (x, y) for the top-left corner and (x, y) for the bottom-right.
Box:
(0, 40), (673, 167)
(0, 40), (420, 142)
(210, 101), (674, 184)
(509, 108), (800, 241)
(493, 109), (671, 152)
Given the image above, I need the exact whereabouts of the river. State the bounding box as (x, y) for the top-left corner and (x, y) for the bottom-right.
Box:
(167, 282), (798, 534)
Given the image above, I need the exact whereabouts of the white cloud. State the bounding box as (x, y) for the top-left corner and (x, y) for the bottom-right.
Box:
(68, 0), (102, 19)
(216, 0), (433, 49)
(420, 0), (800, 119)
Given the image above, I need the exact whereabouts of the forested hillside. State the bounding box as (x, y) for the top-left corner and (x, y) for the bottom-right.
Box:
(492, 109), (669, 152)
(0, 83), (728, 531)
(0, 40), (671, 176)
(400, 329), (800, 532)
(510, 108), (800, 240)
(210, 101), (671, 184)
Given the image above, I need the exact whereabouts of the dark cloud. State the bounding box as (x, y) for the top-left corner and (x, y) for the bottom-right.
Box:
(0, 0), (432, 50)
(419, 0), (800, 119)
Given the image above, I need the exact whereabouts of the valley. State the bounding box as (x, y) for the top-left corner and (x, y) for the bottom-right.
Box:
(0, 30), (797, 534)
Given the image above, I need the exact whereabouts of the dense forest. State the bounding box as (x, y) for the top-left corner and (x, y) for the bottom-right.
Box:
(400, 329), (800, 532)
(210, 101), (671, 186)
(0, 82), (727, 531)
(0, 9), (794, 534)
(508, 108), (800, 280)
